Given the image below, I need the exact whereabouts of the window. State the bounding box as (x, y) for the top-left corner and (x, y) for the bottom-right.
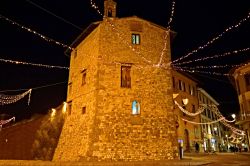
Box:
(132, 100), (140, 115)
(194, 126), (199, 138)
(172, 77), (175, 89)
(192, 104), (195, 113)
(82, 107), (86, 114)
(179, 80), (185, 91)
(121, 65), (131, 88)
(178, 80), (182, 90)
(68, 101), (72, 115)
(132, 34), (140, 45)
(245, 73), (250, 91)
(74, 49), (77, 58)
(245, 73), (250, 85)
(68, 82), (72, 95)
(108, 8), (112, 17)
(81, 69), (87, 85)
(190, 86), (194, 96)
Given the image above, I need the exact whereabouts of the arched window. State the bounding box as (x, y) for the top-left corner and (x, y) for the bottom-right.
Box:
(132, 100), (140, 115)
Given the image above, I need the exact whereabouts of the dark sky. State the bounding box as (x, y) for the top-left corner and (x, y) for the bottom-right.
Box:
(0, 0), (249, 120)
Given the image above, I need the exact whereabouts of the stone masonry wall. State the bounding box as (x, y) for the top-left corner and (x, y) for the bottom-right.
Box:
(89, 18), (178, 161)
(54, 17), (178, 161)
(53, 27), (100, 161)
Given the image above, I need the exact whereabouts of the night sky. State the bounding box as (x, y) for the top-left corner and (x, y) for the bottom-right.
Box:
(0, 0), (249, 120)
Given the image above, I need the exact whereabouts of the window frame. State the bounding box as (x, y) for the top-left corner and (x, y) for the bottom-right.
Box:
(81, 69), (87, 86)
(121, 65), (132, 88)
(132, 100), (140, 115)
(132, 33), (140, 45)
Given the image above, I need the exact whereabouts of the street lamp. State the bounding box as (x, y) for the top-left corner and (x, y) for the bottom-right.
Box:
(231, 114), (236, 119)
(182, 98), (189, 105)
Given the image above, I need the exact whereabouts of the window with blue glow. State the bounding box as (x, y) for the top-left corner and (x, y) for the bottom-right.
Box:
(132, 100), (140, 115)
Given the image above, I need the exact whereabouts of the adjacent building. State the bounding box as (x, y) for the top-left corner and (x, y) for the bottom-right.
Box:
(231, 62), (250, 151)
(197, 88), (224, 152)
(53, 0), (178, 161)
(172, 70), (202, 152)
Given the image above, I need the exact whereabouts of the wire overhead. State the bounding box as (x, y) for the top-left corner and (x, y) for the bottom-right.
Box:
(25, 0), (83, 30)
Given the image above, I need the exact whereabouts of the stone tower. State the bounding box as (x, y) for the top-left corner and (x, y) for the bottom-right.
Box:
(53, 0), (178, 161)
(104, 0), (117, 18)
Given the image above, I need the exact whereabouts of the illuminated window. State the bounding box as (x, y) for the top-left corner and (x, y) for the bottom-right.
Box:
(82, 107), (86, 114)
(132, 100), (140, 115)
(81, 69), (87, 85)
(121, 65), (131, 88)
(178, 80), (185, 91)
(132, 34), (140, 44)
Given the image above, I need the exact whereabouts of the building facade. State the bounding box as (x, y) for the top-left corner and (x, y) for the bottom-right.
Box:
(53, 0), (178, 161)
(197, 88), (224, 152)
(172, 70), (202, 152)
(231, 62), (250, 151)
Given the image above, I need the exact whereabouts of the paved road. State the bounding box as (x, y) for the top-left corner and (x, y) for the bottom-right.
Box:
(190, 153), (250, 166)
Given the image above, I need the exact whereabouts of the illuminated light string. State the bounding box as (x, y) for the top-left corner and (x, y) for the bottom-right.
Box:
(0, 81), (66, 106)
(173, 47), (250, 66)
(0, 81), (67, 93)
(173, 66), (230, 76)
(154, 30), (170, 68)
(174, 100), (206, 116)
(172, 12), (250, 64)
(0, 14), (73, 50)
(167, 0), (176, 29)
(90, 0), (103, 16)
(0, 58), (69, 70)
(221, 120), (245, 136)
(202, 104), (244, 135)
(204, 104), (236, 123)
(181, 117), (225, 125)
(0, 89), (32, 106)
(174, 64), (241, 70)
(0, 117), (15, 131)
(177, 102), (245, 136)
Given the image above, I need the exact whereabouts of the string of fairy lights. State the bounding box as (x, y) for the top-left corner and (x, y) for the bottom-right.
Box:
(0, 117), (15, 131)
(174, 100), (206, 116)
(173, 47), (250, 66)
(172, 11), (250, 64)
(173, 66), (230, 76)
(0, 89), (32, 106)
(0, 58), (69, 70)
(90, 0), (103, 17)
(175, 100), (245, 136)
(167, 0), (176, 29)
(174, 64), (241, 70)
(0, 14), (73, 50)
